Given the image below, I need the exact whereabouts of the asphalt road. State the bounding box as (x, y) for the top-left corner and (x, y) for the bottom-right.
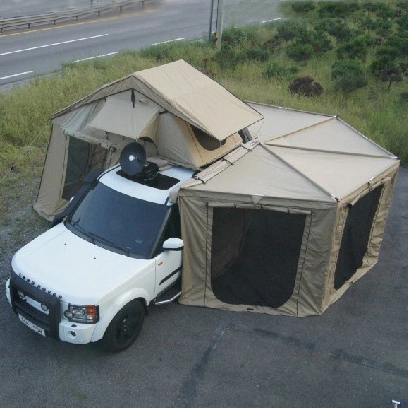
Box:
(0, 0), (114, 18)
(0, 167), (407, 407)
(0, 0), (282, 88)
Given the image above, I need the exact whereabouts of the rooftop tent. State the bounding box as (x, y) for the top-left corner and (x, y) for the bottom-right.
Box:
(178, 104), (399, 316)
(34, 60), (262, 220)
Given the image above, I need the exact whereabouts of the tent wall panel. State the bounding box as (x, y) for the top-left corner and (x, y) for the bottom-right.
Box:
(34, 124), (69, 220)
(179, 196), (209, 305)
(334, 185), (383, 289)
(327, 166), (399, 308)
(179, 193), (339, 316)
(210, 207), (306, 309)
(295, 207), (338, 316)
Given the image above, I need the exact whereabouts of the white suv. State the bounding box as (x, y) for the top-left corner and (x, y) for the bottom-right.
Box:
(6, 160), (193, 352)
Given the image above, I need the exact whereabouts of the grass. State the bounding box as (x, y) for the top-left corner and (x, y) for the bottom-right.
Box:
(0, 0), (407, 196)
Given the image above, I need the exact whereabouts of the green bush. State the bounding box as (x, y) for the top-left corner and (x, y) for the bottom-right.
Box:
(370, 56), (397, 77)
(331, 60), (368, 92)
(214, 48), (241, 69)
(397, 13), (408, 35)
(244, 48), (270, 62)
(222, 27), (247, 49)
(380, 67), (403, 89)
(304, 30), (333, 54)
(286, 42), (314, 61)
(386, 35), (408, 56)
(362, 2), (396, 17)
(376, 45), (399, 60)
(276, 20), (307, 41)
(336, 35), (375, 60)
(263, 62), (299, 79)
(314, 18), (353, 42)
(290, 1), (316, 13)
(317, 1), (360, 18)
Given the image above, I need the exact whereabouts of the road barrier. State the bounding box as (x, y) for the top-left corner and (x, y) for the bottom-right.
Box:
(0, 0), (146, 33)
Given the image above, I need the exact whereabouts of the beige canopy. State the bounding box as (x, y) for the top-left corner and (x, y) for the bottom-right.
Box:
(179, 103), (399, 316)
(34, 60), (260, 219)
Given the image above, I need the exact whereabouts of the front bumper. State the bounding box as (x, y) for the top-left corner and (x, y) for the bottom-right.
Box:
(59, 320), (96, 344)
(7, 274), (97, 345)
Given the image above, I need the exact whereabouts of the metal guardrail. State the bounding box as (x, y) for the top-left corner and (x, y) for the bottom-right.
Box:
(0, 0), (146, 33)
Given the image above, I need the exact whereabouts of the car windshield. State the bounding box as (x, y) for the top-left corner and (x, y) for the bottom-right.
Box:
(66, 182), (170, 259)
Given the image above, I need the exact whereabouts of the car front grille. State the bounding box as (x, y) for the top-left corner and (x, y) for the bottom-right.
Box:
(10, 272), (61, 339)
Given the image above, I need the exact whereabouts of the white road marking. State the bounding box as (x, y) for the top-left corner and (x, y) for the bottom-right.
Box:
(151, 37), (184, 46)
(0, 34), (109, 57)
(73, 51), (118, 63)
(0, 71), (33, 80)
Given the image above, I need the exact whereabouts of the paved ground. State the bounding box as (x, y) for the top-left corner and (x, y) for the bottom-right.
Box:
(0, 166), (407, 407)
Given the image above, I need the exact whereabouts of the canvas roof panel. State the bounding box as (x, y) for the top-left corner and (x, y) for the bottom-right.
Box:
(248, 103), (332, 142)
(268, 117), (394, 158)
(267, 145), (398, 200)
(135, 60), (263, 140)
(186, 144), (334, 202)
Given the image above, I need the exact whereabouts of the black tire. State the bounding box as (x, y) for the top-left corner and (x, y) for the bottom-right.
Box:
(101, 299), (145, 352)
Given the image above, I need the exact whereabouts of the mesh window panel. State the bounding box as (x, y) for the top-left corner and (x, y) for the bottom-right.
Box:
(211, 208), (306, 308)
(63, 141), (108, 200)
(334, 185), (383, 289)
(62, 138), (90, 200)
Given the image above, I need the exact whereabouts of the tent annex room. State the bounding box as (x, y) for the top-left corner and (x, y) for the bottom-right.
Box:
(178, 104), (399, 316)
(33, 60), (262, 220)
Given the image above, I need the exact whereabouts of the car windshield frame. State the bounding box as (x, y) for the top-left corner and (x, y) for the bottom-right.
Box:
(65, 181), (171, 259)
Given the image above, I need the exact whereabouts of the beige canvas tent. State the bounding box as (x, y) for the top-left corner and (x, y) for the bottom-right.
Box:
(34, 61), (399, 316)
(178, 104), (399, 316)
(34, 60), (262, 219)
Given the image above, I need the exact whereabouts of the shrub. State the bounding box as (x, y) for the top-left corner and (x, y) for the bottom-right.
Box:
(386, 35), (408, 57)
(376, 46), (399, 60)
(401, 91), (408, 102)
(317, 1), (360, 18)
(290, 1), (316, 14)
(336, 35), (375, 60)
(214, 48), (241, 69)
(286, 42), (314, 61)
(314, 18), (353, 42)
(380, 66), (404, 89)
(397, 14), (408, 35)
(222, 27), (247, 49)
(244, 48), (270, 62)
(304, 30), (333, 54)
(263, 62), (299, 79)
(276, 20), (307, 41)
(289, 76), (324, 96)
(370, 56), (397, 77)
(331, 60), (368, 92)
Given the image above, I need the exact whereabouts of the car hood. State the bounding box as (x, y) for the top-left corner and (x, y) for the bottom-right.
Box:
(11, 223), (153, 304)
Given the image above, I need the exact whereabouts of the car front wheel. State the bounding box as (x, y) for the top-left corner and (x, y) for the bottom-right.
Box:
(101, 299), (145, 352)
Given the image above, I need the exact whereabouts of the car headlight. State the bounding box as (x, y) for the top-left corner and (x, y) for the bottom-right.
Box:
(64, 304), (99, 324)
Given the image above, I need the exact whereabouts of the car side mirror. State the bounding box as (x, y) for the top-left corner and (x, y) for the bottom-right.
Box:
(162, 238), (183, 251)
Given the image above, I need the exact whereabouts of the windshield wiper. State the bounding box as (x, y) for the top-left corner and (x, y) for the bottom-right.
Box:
(69, 218), (94, 243)
(87, 232), (131, 256)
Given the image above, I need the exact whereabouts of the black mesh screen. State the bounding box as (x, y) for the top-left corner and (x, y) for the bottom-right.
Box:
(63, 139), (107, 200)
(211, 208), (306, 308)
(334, 185), (383, 289)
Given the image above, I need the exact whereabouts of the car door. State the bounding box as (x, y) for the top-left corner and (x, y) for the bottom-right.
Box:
(154, 246), (182, 296)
